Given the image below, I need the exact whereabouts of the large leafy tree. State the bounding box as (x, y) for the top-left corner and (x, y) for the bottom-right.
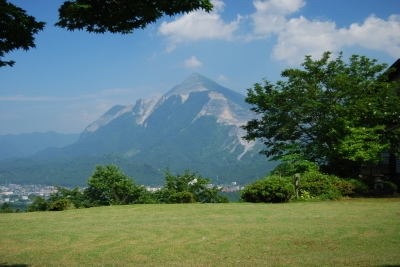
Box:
(56, 0), (213, 34)
(156, 169), (227, 203)
(243, 52), (400, 177)
(0, 0), (45, 67)
(84, 164), (146, 205)
(1, 0), (213, 67)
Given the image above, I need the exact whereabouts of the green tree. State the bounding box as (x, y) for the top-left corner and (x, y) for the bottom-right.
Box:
(0, 0), (45, 67)
(48, 185), (90, 208)
(56, 0), (213, 34)
(158, 169), (228, 203)
(26, 196), (50, 212)
(242, 52), (400, 177)
(1, 0), (212, 67)
(84, 164), (146, 205)
(0, 202), (14, 213)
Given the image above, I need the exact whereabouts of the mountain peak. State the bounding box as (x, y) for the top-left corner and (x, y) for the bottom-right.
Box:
(164, 73), (211, 99)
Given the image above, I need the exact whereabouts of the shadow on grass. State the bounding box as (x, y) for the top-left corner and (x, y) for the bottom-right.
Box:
(0, 264), (29, 267)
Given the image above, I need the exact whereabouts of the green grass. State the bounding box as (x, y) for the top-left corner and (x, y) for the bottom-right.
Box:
(1, 198), (400, 267)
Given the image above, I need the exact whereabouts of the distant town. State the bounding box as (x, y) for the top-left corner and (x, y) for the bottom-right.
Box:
(0, 182), (243, 206)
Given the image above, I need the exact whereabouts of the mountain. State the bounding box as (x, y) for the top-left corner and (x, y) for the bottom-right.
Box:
(0, 131), (79, 160)
(0, 74), (277, 186)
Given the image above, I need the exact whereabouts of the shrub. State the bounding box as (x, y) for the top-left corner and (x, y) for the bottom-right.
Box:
(347, 179), (369, 195)
(161, 169), (226, 203)
(27, 196), (51, 212)
(168, 191), (195, 203)
(241, 176), (294, 203)
(332, 179), (356, 197)
(0, 202), (14, 213)
(300, 171), (342, 200)
(383, 181), (398, 193)
(48, 199), (75, 211)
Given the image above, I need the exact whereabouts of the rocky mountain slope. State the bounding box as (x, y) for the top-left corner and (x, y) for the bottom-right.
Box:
(0, 74), (276, 186)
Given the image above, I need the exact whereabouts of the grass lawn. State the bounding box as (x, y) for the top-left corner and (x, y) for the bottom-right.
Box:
(1, 198), (399, 267)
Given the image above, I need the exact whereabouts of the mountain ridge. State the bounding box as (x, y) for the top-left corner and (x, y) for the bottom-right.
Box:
(0, 74), (276, 186)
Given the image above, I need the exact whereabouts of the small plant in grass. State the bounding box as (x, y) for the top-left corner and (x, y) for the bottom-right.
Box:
(299, 189), (312, 200)
(240, 175), (294, 203)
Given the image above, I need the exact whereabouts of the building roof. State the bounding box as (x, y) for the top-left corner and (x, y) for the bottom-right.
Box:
(388, 59), (400, 82)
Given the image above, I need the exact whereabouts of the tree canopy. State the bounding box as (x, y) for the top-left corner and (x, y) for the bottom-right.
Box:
(1, 0), (213, 67)
(242, 52), (400, 177)
(85, 164), (146, 205)
(158, 169), (227, 203)
(56, 0), (213, 34)
(0, 0), (45, 67)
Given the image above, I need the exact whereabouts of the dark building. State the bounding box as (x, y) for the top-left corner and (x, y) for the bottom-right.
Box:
(361, 59), (400, 188)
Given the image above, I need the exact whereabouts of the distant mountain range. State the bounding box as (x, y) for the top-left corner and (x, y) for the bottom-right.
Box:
(0, 74), (277, 187)
(0, 131), (79, 160)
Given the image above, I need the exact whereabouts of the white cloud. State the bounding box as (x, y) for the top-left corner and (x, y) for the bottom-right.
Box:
(158, 0), (242, 52)
(251, 0), (305, 37)
(272, 16), (340, 64)
(217, 74), (228, 81)
(339, 15), (400, 58)
(184, 56), (203, 68)
(249, 0), (400, 65)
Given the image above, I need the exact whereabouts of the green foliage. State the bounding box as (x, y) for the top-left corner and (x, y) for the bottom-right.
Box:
(300, 171), (343, 200)
(84, 164), (145, 205)
(158, 169), (227, 203)
(271, 148), (319, 177)
(383, 181), (398, 193)
(1, 0), (212, 67)
(243, 52), (400, 177)
(337, 126), (390, 163)
(49, 185), (91, 208)
(48, 198), (75, 211)
(168, 191), (195, 204)
(0, 0), (45, 67)
(56, 0), (213, 34)
(27, 196), (51, 212)
(0, 202), (14, 213)
(347, 179), (370, 195)
(240, 176), (294, 203)
(299, 171), (369, 200)
(332, 179), (357, 197)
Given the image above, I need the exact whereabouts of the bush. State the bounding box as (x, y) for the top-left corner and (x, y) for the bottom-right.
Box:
(332, 179), (356, 197)
(27, 196), (51, 212)
(0, 202), (14, 213)
(168, 191), (195, 203)
(300, 171), (342, 200)
(347, 179), (369, 195)
(48, 198), (75, 211)
(160, 169), (227, 204)
(383, 181), (398, 193)
(241, 176), (294, 203)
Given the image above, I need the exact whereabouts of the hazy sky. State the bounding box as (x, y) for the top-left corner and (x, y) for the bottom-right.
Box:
(1, 0), (399, 135)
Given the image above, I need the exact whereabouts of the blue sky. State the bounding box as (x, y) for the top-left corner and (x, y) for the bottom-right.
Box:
(1, 0), (399, 135)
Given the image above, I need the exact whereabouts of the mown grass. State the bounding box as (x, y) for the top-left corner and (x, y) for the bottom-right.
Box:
(1, 198), (399, 267)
